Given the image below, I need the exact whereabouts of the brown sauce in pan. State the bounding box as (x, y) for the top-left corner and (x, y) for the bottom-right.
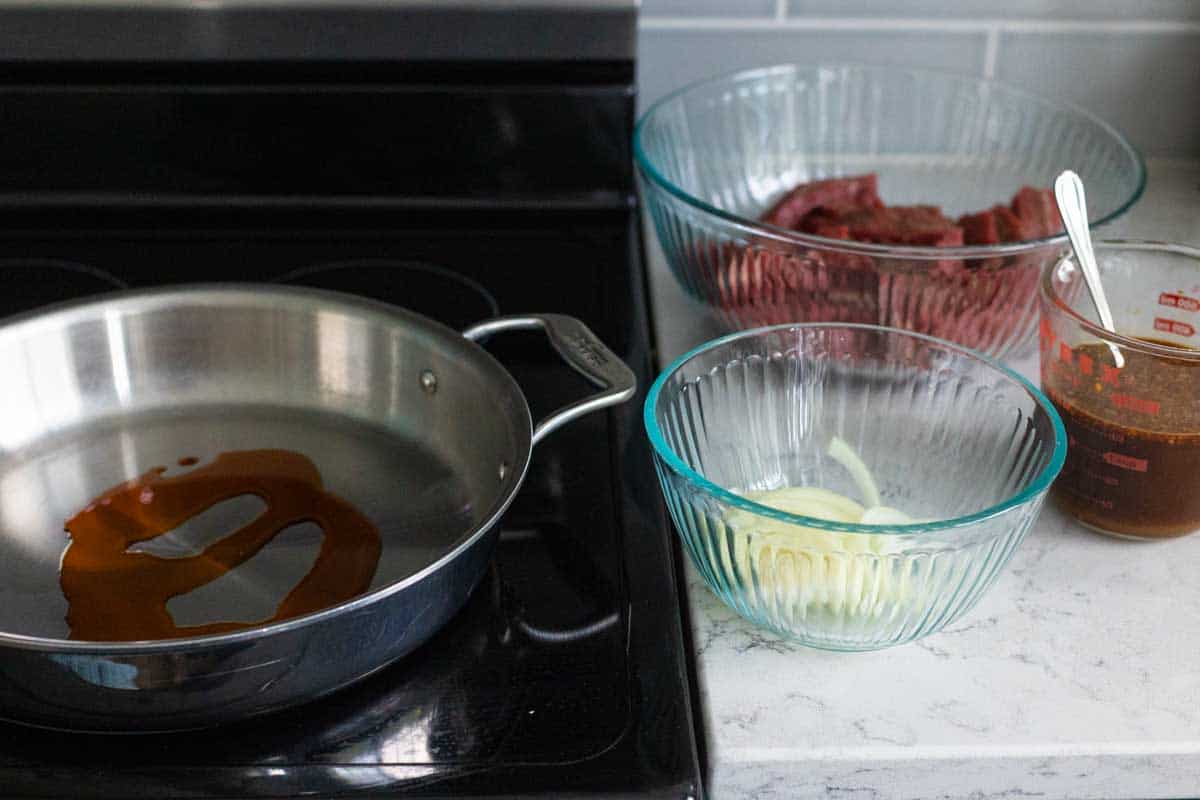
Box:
(1045, 338), (1200, 539)
(60, 449), (382, 641)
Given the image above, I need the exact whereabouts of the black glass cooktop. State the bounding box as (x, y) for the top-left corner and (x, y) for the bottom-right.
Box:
(0, 215), (702, 799)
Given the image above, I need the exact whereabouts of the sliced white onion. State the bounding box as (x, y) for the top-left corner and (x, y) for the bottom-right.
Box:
(827, 435), (881, 508)
(720, 439), (924, 619)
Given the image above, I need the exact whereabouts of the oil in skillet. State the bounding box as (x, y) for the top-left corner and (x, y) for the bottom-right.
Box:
(59, 449), (382, 641)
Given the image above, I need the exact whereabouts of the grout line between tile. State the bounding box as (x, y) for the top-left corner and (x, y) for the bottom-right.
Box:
(982, 26), (999, 79)
(640, 17), (984, 32)
(638, 16), (1200, 34)
(1001, 18), (1200, 33)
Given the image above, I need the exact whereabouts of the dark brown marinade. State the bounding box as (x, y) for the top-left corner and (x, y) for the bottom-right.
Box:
(1044, 338), (1200, 538)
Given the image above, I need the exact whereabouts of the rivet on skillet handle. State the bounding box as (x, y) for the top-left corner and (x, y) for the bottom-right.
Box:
(462, 314), (637, 446)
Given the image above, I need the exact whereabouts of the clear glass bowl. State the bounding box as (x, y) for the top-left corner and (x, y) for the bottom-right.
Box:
(645, 324), (1066, 651)
(635, 63), (1145, 361)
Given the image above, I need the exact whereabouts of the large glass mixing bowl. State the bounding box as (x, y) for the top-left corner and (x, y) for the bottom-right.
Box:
(636, 63), (1145, 360)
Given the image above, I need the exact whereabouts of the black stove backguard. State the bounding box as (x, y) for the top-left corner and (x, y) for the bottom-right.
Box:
(0, 61), (634, 221)
(0, 55), (702, 799)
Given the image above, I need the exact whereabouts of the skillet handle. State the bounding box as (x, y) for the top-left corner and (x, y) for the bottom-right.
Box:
(462, 314), (636, 446)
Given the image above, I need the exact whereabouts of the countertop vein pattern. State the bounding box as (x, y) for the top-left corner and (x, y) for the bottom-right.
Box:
(644, 160), (1200, 799)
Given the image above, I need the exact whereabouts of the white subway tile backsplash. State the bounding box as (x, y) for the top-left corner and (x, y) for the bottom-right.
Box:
(995, 31), (1200, 156)
(636, 29), (987, 112)
(641, 0), (776, 17)
(636, 2), (1200, 158)
(787, 0), (1200, 20)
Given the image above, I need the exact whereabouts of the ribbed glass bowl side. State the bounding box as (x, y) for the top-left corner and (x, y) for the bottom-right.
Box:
(655, 454), (1042, 651)
(646, 324), (1064, 651)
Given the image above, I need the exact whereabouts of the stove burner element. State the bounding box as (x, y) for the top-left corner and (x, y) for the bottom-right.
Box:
(274, 260), (499, 329)
(0, 259), (125, 319)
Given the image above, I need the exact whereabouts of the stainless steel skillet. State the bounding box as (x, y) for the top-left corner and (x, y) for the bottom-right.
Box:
(0, 284), (634, 731)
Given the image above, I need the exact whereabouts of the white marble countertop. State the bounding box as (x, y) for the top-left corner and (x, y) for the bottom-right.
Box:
(645, 159), (1200, 800)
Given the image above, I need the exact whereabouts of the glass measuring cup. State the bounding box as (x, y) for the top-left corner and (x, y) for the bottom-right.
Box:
(1039, 240), (1200, 539)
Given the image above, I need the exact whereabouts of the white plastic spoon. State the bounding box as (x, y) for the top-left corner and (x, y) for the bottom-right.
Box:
(1054, 170), (1124, 368)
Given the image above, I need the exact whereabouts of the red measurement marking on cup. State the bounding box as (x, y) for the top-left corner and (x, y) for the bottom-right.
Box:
(1082, 466), (1120, 486)
(1159, 292), (1200, 313)
(1058, 342), (1073, 364)
(1070, 423), (1126, 447)
(1039, 318), (1057, 350)
(1102, 451), (1149, 472)
(1111, 393), (1161, 416)
(1101, 364), (1121, 387)
(1154, 317), (1196, 337)
(1078, 352), (1094, 375)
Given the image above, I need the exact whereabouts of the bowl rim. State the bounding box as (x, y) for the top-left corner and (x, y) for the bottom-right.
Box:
(643, 322), (1068, 535)
(633, 62), (1146, 260)
(1042, 238), (1200, 361)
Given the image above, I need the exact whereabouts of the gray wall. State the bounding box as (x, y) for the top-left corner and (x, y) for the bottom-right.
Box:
(638, 0), (1200, 157)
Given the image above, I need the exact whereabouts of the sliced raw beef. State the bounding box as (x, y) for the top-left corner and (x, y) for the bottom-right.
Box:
(958, 208), (999, 246)
(717, 242), (878, 327)
(761, 173), (1060, 246)
(732, 173), (1057, 353)
(796, 207), (851, 239)
(959, 204), (1029, 245)
(837, 205), (964, 247)
(995, 205), (1029, 242)
(1010, 186), (1062, 239)
(760, 174), (883, 230)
